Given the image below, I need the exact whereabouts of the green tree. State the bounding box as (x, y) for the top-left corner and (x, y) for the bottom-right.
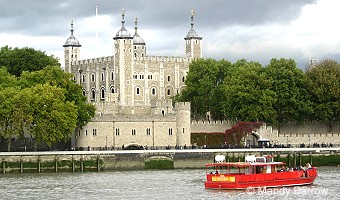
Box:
(178, 58), (232, 120)
(265, 58), (313, 130)
(0, 67), (17, 88)
(19, 66), (95, 128)
(222, 59), (276, 123)
(0, 46), (60, 77)
(306, 59), (340, 129)
(27, 84), (78, 146)
(0, 87), (33, 151)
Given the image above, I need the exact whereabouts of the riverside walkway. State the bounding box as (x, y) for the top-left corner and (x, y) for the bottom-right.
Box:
(1, 147), (339, 156)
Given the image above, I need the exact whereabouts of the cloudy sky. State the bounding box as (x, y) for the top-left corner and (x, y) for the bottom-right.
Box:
(0, 0), (339, 69)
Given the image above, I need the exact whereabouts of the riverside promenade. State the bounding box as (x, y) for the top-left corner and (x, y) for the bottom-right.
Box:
(1, 147), (340, 156)
(1, 147), (340, 173)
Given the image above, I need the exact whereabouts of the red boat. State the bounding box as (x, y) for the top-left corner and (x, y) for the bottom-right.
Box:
(205, 155), (317, 189)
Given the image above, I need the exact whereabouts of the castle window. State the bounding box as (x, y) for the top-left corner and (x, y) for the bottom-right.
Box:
(91, 74), (95, 82)
(183, 128), (185, 133)
(132, 129), (136, 136)
(151, 87), (156, 95)
(93, 129), (97, 136)
(85, 130), (87, 136)
(115, 128), (120, 136)
(167, 89), (171, 96)
(100, 87), (105, 99)
(167, 76), (170, 82)
(101, 72), (104, 81)
(168, 128), (173, 135)
(146, 128), (151, 135)
(82, 90), (86, 96)
(78, 130), (81, 136)
(141, 53), (144, 57)
(82, 75), (85, 83)
(142, 46), (144, 49)
(91, 89), (96, 101)
(111, 72), (114, 80)
(139, 75), (144, 79)
(182, 76), (185, 82)
(136, 87), (140, 95)
(110, 86), (115, 93)
(134, 53), (137, 58)
(134, 46), (136, 49)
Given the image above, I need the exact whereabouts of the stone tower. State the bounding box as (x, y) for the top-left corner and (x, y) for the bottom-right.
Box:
(113, 9), (134, 106)
(63, 18), (81, 72)
(133, 17), (146, 58)
(184, 10), (202, 59)
(176, 102), (191, 146)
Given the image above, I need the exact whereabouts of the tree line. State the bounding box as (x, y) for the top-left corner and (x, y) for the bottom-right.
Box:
(0, 46), (95, 151)
(176, 58), (340, 130)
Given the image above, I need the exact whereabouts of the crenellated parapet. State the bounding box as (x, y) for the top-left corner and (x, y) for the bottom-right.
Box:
(190, 120), (234, 125)
(136, 55), (191, 63)
(72, 56), (115, 65)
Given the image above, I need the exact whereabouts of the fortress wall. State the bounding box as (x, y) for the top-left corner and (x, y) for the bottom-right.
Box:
(191, 120), (233, 133)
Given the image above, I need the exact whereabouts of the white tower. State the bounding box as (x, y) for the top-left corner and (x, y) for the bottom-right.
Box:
(63, 18), (81, 72)
(113, 9), (134, 106)
(184, 10), (202, 59)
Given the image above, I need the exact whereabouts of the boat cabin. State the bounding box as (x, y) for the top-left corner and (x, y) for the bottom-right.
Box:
(204, 155), (318, 189)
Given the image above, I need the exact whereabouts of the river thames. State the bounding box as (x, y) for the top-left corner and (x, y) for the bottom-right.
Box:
(0, 166), (339, 200)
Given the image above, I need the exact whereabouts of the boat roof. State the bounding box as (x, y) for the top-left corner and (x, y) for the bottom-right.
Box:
(205, 161), (286, 168)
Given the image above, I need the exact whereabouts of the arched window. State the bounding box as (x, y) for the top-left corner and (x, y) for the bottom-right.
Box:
(110, 86), (115, 93)
(136, 87), (140, 95)
(111, 72), (114, 80)
(134, 53), (137, 58)
(100, 88), (105, 99)
(167, 89), (171, 96)
(82, 74), (85, 83)
(101, 72), (104, 81)
(91, 74), (95, 82)
(151, 88), (156, 95)
(182, 76), (185, 82)
(82, 90), (86, 96)
(91, 89), (96, 101)
(167, 76), (170, 82)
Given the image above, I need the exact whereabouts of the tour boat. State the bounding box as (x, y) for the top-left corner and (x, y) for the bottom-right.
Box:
(205, 155), (317, 189)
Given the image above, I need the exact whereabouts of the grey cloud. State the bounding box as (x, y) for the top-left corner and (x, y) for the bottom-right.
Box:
(0, 0), (316, 36)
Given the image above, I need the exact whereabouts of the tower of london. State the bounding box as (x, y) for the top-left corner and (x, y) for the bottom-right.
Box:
(64, 10), (202, 149)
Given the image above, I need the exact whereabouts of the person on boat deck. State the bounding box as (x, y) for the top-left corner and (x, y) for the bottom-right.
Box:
(306, 163), (312, 169)
(215, 170), (219, 174)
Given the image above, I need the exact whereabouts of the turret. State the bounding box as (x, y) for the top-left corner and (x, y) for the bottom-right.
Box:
(63, 18), (81, 72)
(133, 17), (146, 58)
(175, 102), (191, 146)
(113, 9), (134, 106)
(184, 10), (202, 59)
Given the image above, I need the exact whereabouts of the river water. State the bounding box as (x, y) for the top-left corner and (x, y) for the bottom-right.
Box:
(0, 167), (339, 200)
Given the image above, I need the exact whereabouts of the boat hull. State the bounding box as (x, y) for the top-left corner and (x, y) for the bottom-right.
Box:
(205, 168), (317, 190)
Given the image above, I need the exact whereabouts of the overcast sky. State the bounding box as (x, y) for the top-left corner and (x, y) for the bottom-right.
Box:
(1, 0), (339, 69)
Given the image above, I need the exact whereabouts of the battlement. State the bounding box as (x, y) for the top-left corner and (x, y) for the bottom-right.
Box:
(190, 120), (233, 125)
(136, 55), (191, 63)
(175, 102), (191, 110)
(72, 56), (114, 65)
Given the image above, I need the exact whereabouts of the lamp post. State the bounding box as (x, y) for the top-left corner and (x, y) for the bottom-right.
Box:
(105, 136), (108, 150)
